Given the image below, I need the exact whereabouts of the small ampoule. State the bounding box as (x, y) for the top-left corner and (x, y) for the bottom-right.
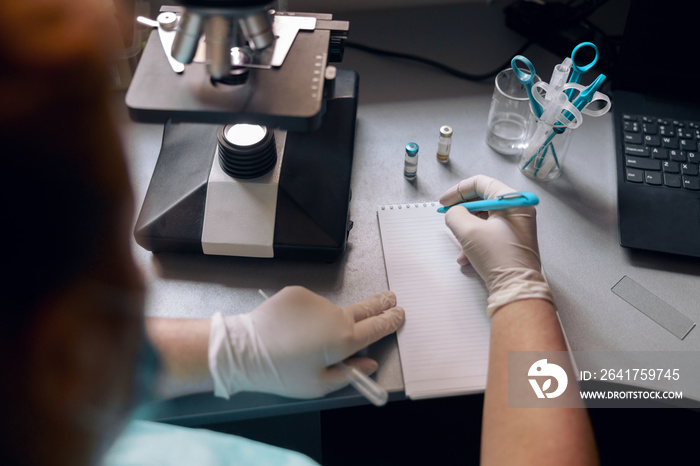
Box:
(436, 125), (453, 163)
(404, 142), (419, 180)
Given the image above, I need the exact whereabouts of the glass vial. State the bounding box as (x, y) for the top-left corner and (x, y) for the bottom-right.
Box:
(404, 142), (419, 180)
(436, 125), (453, 163)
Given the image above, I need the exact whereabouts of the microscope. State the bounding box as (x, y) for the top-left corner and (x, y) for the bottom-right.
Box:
(126, 1), (357, 261)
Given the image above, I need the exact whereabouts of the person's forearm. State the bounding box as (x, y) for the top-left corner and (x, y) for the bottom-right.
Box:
(145, 317), (211, 382)
(481, 299), (598, 465)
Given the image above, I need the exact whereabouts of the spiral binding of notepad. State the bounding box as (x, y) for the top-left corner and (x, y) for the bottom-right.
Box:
(379, 202), (438, 210)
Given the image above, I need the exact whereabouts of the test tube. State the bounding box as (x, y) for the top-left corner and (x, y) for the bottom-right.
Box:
(404, 142), (419, 180)
(436, 125), (453, 163)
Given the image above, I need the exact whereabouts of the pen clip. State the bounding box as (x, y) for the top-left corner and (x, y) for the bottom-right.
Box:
(497, 192), (528, 201)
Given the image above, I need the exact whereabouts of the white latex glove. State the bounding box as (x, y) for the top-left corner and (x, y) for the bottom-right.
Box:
(439, 174), (554, 317)
(208, 286), (405, 399)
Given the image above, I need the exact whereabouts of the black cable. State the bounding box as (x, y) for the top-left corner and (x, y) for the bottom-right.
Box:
(344, 40), (534, 82)
(553, 0), (614, 26)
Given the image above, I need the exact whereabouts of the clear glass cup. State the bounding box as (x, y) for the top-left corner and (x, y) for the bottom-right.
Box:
(518, 113), (573, 181)
(486, 68), (540, 156)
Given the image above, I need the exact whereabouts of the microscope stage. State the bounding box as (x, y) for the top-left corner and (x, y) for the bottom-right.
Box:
(126, 13), (338, 131)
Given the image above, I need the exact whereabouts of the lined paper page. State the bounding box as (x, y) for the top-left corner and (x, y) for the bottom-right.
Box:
(377, 202), (490, 399)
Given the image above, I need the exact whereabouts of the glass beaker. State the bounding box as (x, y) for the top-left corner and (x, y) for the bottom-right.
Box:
(518, 114), (573, 181)
(486, 68), (540, 156)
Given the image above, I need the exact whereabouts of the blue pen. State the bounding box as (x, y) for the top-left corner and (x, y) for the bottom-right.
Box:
(437, 192), (539, 213)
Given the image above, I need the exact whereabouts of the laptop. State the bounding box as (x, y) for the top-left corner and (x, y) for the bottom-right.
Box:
(612, 0), (700, 258)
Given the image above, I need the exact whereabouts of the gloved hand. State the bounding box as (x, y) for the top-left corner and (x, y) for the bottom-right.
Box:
(439, 174), (554, 317)
(208, 286), (405, 399)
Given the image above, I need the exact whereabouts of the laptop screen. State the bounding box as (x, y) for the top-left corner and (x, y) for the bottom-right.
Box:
(614, 0), (700, 106)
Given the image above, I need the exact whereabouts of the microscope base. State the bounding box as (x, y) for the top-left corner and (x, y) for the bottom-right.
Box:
(134, 69), (358, 262)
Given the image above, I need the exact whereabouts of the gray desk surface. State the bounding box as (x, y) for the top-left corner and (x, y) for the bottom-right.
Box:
(119, 2), (700, 425)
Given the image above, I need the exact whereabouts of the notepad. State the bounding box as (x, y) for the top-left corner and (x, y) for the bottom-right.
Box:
(377, 202), (491, 399)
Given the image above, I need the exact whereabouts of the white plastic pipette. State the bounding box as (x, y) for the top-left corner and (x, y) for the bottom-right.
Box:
(547, 58), (572, 97)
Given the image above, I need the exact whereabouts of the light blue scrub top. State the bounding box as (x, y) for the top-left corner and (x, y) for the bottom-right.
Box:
(103, 419), (320, 466)
(103, 336), (319, 465)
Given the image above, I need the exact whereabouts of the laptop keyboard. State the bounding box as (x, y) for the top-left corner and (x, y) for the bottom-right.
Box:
(621, 114), (700, 190)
